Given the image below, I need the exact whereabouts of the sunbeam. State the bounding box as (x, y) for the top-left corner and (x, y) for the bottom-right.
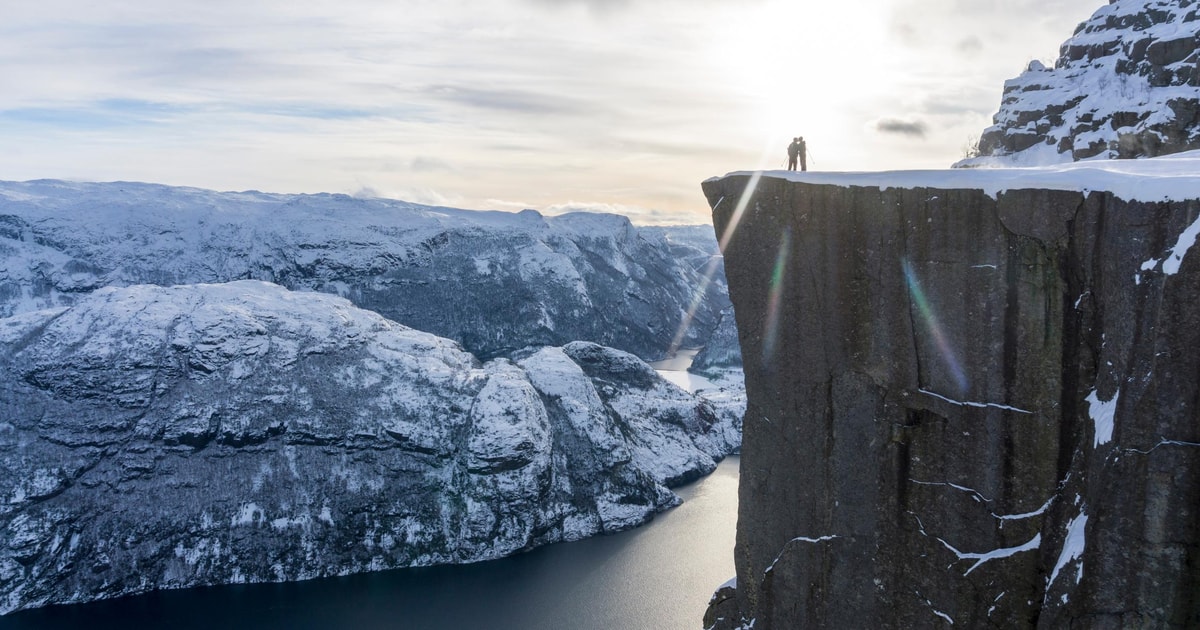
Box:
(717, 169), (763, 254)
(666, 253), (725, 358)
(761, 229), (791, 367)
(665, 165), (765, 361)
(902, 258), (968, 393)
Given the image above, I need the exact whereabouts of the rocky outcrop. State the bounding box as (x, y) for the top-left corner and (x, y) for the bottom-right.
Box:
(0, 281), (736, 615)
(691, 306), (742, 375)
(0, 180), (730, 362)
(958, 0), (1200, 166)
(701, 169), (1200, 628)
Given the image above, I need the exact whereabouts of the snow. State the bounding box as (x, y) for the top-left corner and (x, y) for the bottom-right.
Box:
(716, 150), (1200, 203)
(764, 535), (841, 575)
(232, 503), (264, 527)
(790, 535), (840, 544)
(918, 389), (1033, 414)
(1163, 214), (1200, 276)
(1048, 510), (1089, 589)
(936, 533), (1042, 576)
(1086, 388), (1120, 447)
(910, 479), (993, 504)
(994, 496), (1054, 521)
(1123, 437), (1200, 455)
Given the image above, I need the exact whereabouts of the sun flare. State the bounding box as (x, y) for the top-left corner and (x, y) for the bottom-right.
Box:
(708, 0), (890, 165)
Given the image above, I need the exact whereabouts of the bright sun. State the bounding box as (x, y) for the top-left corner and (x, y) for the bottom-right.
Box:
(707, 0), (890, 165)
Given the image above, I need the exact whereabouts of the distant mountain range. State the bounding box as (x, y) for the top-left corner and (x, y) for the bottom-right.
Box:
(0, 179), (736, 365)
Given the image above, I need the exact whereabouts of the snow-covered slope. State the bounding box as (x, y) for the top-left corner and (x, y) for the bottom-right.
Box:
(957, 0), (1199, 167)
(0, 281), (737, 615)
(726, 148), (1200, 201)
(0, 180), (729, 362)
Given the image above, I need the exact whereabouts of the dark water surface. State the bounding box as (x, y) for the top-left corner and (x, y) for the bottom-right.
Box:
(4, 457), (738, 630)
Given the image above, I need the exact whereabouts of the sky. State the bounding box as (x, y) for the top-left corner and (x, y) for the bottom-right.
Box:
(1, 0), (1104, 224)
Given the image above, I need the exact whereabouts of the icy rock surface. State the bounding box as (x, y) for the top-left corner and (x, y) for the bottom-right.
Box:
(0, 180), (730, 362)
(0, 281), (736, 615)
(957, 0), (1200, 167)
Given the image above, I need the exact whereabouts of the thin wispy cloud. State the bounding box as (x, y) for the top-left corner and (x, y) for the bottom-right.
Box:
(427, 85), (592, 116)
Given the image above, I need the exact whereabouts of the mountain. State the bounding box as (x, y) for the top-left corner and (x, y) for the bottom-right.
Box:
(0, 179), (731, 363)
(957, 0), (1199, 167)
(691, 306), (741, 377)
(0, 281), (738, 615)
(701, 154), (1200, 628)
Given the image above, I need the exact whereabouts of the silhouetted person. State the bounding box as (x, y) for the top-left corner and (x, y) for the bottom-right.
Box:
(787, 137), (801, 170)
(798, 136), (807, 171)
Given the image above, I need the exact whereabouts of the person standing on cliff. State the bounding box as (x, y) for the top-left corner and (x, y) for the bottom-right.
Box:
(787, 137), (808, 171)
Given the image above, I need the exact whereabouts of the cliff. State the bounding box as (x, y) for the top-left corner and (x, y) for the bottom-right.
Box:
(702, 155), (1200, 629)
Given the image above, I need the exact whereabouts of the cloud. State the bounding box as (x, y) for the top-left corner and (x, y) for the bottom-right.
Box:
(0, 99), (183, 130)
(524, 0), (753, 12)
(0, 0), (1106, 221)
(957, 36), (983, 56)
(486, 198), (536, 211)
(426, 84), (591, 116)
(409, 156), (455, 173)
(873, 118), (929, 138)
(527, 0), (630, 10)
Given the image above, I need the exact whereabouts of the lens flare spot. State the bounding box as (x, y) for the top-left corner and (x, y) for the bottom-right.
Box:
(902, 258), (968, 393)
(762, 230), (791, 366)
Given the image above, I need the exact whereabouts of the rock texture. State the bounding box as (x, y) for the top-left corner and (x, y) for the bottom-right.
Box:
(691, 306), (742, 376)
(0, 180), (730, 363)
(958, 0), (1200, 166)
(702, 173), (1200, 629)
(0, 281), (736, 615)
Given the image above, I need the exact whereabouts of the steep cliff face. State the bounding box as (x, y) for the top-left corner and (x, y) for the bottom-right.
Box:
(0, 281), (736, 615)
(958, 0), (1200, 166)
(702, 159), (1200, 629)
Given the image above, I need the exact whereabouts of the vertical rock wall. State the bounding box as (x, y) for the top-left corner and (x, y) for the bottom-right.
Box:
(702, 175), (1200, 629)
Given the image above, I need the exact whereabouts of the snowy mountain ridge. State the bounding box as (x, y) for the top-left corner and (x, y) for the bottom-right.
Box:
(0, 179), (734, 364)
(957, 0), (1199, 167)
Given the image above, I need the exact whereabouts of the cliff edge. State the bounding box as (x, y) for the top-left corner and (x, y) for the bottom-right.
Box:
(703, 155), (1200, 629)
